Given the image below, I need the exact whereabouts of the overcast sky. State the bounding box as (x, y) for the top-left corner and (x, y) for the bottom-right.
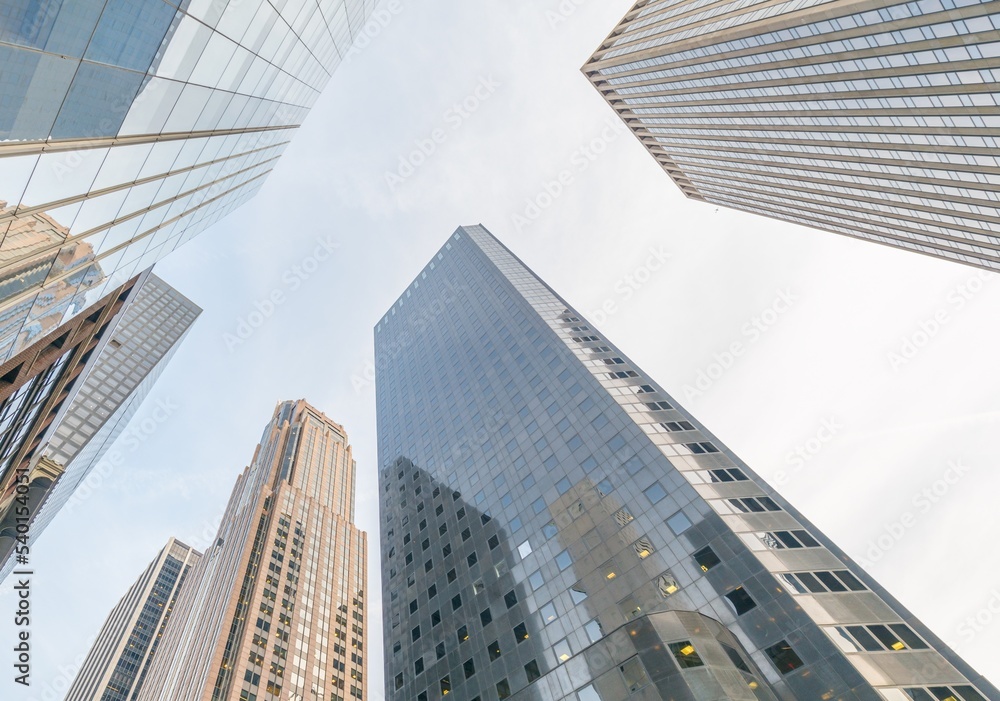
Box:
(3, 0), (1000, 698)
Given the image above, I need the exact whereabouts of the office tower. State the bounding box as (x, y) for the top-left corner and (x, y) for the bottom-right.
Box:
(0, 272), (200, 580)
(583, 1), (1000, 271)
(136, 400), (367, 701)
(0, 0), (374, 362)
(66, 538), (201, 701)
(0, 270), (149, 557)
(375, 225), (998, 701)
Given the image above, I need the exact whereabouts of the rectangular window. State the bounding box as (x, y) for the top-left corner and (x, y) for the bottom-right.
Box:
(669, 641), (704, 669)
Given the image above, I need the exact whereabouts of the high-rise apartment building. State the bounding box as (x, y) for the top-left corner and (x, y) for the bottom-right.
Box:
(0, 0), (375, 361)
(66, 537), (201, 701)
(0, 272), (200, 580)
(375, 225), (998, 701)
(135, 400), (367, 701)
(583, 1), (1000, 271)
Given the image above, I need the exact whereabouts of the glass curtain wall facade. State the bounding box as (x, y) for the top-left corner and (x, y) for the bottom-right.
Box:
(375, 225), (999, 701)
(135, 400), (367, 701)
(0, 0), (375, 362)
(0, 270), (147, 561)
(583, 0), (1000, 271)
(0, 272), (200, 580)
(66, 538), (201, 701)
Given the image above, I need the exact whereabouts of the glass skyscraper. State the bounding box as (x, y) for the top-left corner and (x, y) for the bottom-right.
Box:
(0, 271), (200, 581)
(583, 0), (1000, 271)
(135, 400), (367, 701)
(0, 0), (375, 361)
(65, 537), (201, 701)
(375, 225), (998, 701)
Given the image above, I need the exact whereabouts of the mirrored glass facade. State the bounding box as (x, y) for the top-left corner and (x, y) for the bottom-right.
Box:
(135, 400), (367, 701)
(0, 272), (200, 581)
(375, 225), (999, 701)
(65, 537), (201, 701)
(0, 0), (375, 361)
(584, 0), (1000, 271)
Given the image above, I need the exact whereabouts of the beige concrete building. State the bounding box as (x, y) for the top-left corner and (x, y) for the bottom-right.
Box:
(584, 0), (1000, 271)
(135, 400), (367, 701)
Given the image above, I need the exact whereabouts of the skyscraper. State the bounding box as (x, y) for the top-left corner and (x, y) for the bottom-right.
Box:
(375, 225), (998, 701)
(583, 1), (1000, 271)
(0, 269), (150, 562)
(65, 538), (201, 701)
(0, 272), (200, 580)
(0, 0), (375, 361)
(135, 400), (367, 701)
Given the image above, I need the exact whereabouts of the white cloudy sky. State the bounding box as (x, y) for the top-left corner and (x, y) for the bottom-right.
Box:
(3, 0), (1000, 697)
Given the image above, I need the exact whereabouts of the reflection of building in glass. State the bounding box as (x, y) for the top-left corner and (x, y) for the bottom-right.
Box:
(134, 400), (367, 701)
(65, 538), (201, 701)
(0, 273), (200, 581)
(0, 201), (107, 359)
(0, 272), (146, 556)
(376, 225), (999, 701)
(583, 2), (1000, 271)
(0, 0), (376, 361)
(381, 457), (544, 701)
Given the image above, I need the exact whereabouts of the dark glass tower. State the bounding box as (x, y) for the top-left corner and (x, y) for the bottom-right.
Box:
(375, 225), (998, 701)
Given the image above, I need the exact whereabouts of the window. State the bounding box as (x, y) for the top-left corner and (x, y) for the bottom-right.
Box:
(666, 511), (692, 534)
(632, 537), (653, 559)
(457, 626), (469, 643)
(759, 530), (820, 549)
(721, 643), (751, 673)
(778, 570), (868, 594)
(554, 638), (571, 663)
(669, 641), (704, 669)
(411, 626), (420, 642)
(436, 642), (446, 659)
(727, 497), (781, 513)
(709, 467), (749, 482)
(394, 674), (403, 690)
(431, 610), (441, 626)
(488, 534), (500, 550)
(525, 659), (541, 683)
(834, 624), (929, 652)
(414, 658), (424, 675)
(644, 400), (673, 411)
(577, 685), (601, 701)
(643, 482), (667, 504)
(480, 608), (492, 626)
(655, 573), (680, 597)
(504, 590), (518, 608)
(463, 658), (476, 679)
(447, 568), (457, 583)
(555, 550), (572, 571)
(765, 640), (805, 674)
(440, 676), (451, 696)
(584, 618), (602, 643)
(451, 594), (462, 611)
(496, 678), (511, 700)
(570, 584), (587, 604)
(725, 587), (758, 615)
(540, 600), (559, 623)
(685, 442), (719, 454)
(528, 570), (544, 590)
(488, 640), (502, 661)
(693, 546), (720, 572)
(467, 552), (478, 567)
(619, 657), (650, 693)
